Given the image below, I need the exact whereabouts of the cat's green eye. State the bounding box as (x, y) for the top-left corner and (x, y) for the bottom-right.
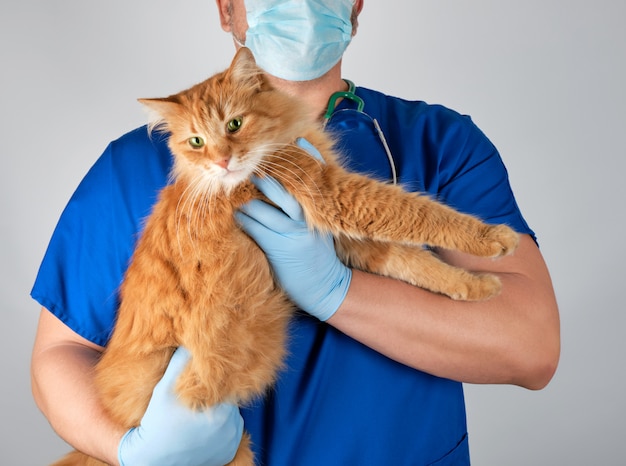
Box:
(227, 116), (243, 134)
(188, 136), (205, 149)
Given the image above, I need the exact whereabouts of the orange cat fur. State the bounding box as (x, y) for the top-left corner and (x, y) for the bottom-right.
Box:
(53, 47), (518, 465)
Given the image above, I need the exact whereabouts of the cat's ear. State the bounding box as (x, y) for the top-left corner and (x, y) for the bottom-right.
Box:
(137, 97), (182, 132)
(228, 47), (266, 90)
(138, 97), (181, 119)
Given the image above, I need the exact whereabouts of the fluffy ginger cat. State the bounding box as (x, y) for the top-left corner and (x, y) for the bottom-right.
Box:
(53, 47), (518, 465)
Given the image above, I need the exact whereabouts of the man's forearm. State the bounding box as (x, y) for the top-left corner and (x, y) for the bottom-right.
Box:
(31, 310), (124, 465)
(328, 235), (560, 389)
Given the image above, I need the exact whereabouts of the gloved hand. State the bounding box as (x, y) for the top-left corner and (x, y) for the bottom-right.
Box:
(236, 138), (352, 321)
(118, 347), (244, 466)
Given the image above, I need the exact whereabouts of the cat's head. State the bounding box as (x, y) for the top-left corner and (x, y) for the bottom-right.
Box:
(139, 47), (316, 194)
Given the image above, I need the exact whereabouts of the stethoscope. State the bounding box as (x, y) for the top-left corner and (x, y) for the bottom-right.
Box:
(322, 80), (398, 185)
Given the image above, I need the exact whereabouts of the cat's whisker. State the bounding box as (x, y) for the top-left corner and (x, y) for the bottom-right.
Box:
(255, 160), (318, 205)
(273, 143), (326, 175)
(261, 147), (325, 203)
(176, 180), (200, 254)
(176, 174), (218, 257)
(193, 178), (219, 226)
(198, 186), (218, 234)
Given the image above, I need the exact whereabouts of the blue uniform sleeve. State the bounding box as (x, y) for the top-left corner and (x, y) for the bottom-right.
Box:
(345, 88), (534, 242)
(31, 127), (171, 346)
(378, 95), (535, 241)
(433, 110), (534, 238)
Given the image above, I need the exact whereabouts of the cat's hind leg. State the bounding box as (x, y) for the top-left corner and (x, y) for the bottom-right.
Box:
(226, 432), (254, 466)
(95, 345), (175, 428)
(49, 347), (175, 466)
(337, 237), (502, 301)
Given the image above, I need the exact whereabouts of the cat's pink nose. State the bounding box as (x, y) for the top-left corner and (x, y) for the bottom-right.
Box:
(216, 157), (230, 169)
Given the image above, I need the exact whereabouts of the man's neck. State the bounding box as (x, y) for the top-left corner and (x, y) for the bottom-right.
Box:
(265, 62), (348, 120)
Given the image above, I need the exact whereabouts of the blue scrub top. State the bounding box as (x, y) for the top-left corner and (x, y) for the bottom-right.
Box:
(32, 85), (533, 465)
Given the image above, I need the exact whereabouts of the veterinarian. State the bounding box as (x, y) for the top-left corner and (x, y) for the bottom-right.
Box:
(30, 0), (560, 464)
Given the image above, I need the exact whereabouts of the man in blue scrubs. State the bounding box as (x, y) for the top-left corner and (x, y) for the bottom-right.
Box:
(30, 1), (560, 464)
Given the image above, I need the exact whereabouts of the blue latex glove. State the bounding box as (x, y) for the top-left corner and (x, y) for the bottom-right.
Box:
(118, 347), (243, 466)
(236, 138), (352, 321)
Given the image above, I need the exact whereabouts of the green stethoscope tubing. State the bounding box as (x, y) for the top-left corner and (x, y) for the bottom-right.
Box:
(323, 79), (364, 119)
(323, 80), (398, 184)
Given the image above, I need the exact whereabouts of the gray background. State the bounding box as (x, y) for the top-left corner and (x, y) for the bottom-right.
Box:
(2, 0), (624, 464)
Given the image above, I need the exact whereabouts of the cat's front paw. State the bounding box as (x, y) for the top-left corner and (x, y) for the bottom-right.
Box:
(482, 224), (520, 258)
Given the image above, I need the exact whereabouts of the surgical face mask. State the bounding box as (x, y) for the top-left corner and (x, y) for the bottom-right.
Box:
(236, 0), (354, 81)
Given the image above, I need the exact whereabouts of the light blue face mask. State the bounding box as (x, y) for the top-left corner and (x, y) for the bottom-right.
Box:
(237, 0), (354, 81)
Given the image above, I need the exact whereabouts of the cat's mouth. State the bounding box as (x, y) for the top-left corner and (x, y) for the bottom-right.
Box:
(218, 166), (252, 186)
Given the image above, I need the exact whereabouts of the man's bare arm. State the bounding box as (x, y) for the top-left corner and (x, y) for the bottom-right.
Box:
(31, 308), (124, 465)
(329, 234), (560, 389)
